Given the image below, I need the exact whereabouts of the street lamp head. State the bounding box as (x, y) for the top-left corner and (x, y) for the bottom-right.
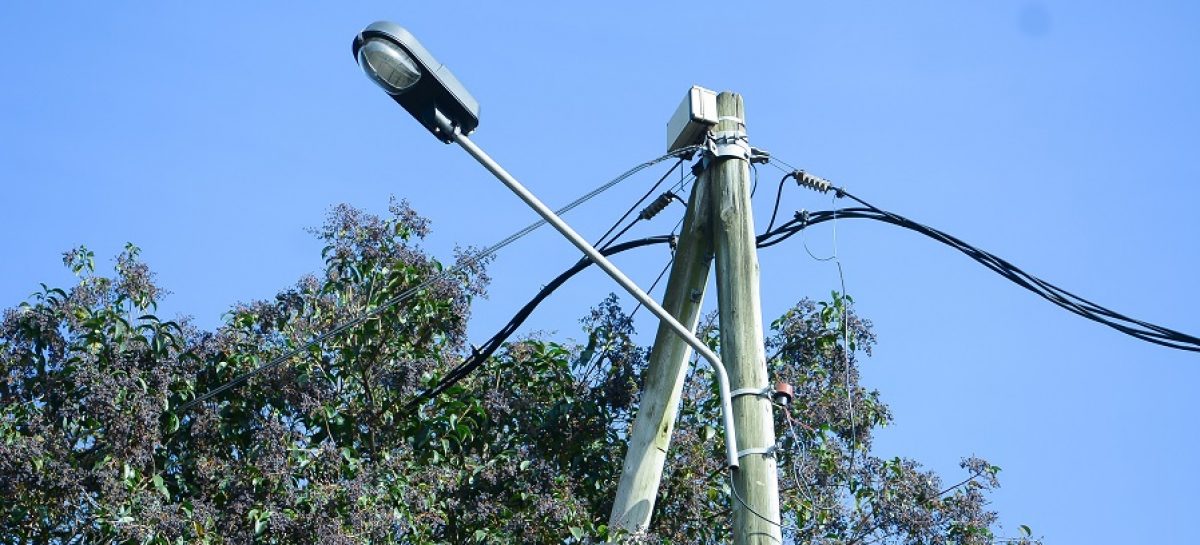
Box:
(352, 21), (480, 143)
(356, 38), (422, 95)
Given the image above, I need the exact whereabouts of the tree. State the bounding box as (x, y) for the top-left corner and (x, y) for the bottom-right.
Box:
(0, 201), (1028, 544)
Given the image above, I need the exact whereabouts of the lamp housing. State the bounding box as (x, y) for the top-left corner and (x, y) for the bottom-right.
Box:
(352, 21), (480, 142)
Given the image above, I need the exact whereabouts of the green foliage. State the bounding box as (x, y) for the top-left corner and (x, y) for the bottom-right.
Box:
(0, 202), (1017, 544)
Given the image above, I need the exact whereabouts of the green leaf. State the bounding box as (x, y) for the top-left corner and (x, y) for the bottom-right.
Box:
(1020, 524), (1032, 537)
(519, 460), (531, 471)
(153, 474), (170, 499)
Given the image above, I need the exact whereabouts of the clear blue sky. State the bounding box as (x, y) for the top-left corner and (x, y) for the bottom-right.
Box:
(3, 2), (1197, 542)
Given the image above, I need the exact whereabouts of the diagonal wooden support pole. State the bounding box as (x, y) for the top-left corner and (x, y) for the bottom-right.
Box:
(609, 164), (715, 533)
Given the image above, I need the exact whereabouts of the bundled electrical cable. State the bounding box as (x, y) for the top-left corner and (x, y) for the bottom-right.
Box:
(759, 194), (1200, 352)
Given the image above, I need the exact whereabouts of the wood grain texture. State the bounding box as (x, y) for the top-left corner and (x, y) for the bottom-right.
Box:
(710, 92), (783, 545)
(609, 162), (715, 533)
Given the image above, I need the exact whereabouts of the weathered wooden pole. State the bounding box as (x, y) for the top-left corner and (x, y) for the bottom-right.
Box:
(709, 91), (783, 545)
(609, 165), (714, 533)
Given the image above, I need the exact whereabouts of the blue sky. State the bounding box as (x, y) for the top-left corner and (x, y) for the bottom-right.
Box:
(3, 2), (1198, 543)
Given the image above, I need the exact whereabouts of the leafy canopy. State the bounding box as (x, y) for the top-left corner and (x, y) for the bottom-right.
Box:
(0, 201), (1025, 544)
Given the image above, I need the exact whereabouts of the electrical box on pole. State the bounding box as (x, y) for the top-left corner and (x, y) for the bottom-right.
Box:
(667, 85), (718, 154)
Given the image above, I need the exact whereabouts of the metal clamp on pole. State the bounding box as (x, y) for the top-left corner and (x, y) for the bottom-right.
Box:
(706, 130), (751, 161)
(717, 115), (745, 127)
(730, 386), (772, 399)
(737, 444), (778, 460)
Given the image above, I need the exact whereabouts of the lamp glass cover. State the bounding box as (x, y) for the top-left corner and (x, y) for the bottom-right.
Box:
(357, 38), (421, 95)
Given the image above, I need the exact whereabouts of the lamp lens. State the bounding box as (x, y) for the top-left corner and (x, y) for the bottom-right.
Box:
(357, 38), (421, 95)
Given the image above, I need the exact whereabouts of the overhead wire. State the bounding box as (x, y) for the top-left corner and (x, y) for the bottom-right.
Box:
(842, 191), (1200, 351)
(757, 202), (1200, 351)
(627, 256), (674, 321)
(177, 146), (701, 412)
(754, 162), (1200, 534)
(760, 166), (860, 485)
(593, 158), (685, 248)
(412, 190), (818, 408)
(418, 177), (698, 406)
(728, 470), (790, 530)
(407, 235), (675, 407)
(762, 172), (792, 235)
(599, 172), (695, 251)
(627, 212), (689, 321)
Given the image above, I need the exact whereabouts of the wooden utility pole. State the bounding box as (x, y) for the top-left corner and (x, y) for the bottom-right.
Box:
(609, 165), (715, 533)
(710, 92), (783, 544)
(609, 90), (780, 543)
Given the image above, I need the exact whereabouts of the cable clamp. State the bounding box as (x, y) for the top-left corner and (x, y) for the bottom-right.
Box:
(717, 115), (745, 126)
(706, 130), (751, 161)
(748, 146), (771, 164)
(737, 444), (778, 459)
(730, 386), (772, 399)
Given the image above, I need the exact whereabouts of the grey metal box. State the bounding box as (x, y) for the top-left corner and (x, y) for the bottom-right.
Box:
(666, 85), (718, 153)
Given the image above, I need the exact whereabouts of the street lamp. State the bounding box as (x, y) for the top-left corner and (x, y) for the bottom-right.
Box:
(351, 21), (741, 470)
(352, 21), (479, 142)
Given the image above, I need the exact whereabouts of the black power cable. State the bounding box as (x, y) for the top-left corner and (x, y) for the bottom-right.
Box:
(178, 147), (700, 412)
(416, 166), (694, 407)
(407, 235), (675, 407)
(762, 172), (793, 235)
(289, 183), (1200, 414)
(594, 160), (684, 249)
(408, 216), (811, 407)
(760, 203), (1200, 352)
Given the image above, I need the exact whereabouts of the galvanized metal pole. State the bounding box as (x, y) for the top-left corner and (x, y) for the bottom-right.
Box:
(608, 164), (715, 533)
(709, 92), (783, 544)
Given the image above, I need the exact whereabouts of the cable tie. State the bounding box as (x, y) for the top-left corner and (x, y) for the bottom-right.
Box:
(793, 209), (809, 227)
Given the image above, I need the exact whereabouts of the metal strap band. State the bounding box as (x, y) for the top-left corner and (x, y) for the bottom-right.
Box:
(718, 115), (745, 125)
(730, 386), (771, 399)
(737, 445), (777, 459)
(707, 130), (750, 161)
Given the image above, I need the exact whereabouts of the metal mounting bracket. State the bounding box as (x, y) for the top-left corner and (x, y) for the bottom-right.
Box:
(706, 130), (750, 161)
